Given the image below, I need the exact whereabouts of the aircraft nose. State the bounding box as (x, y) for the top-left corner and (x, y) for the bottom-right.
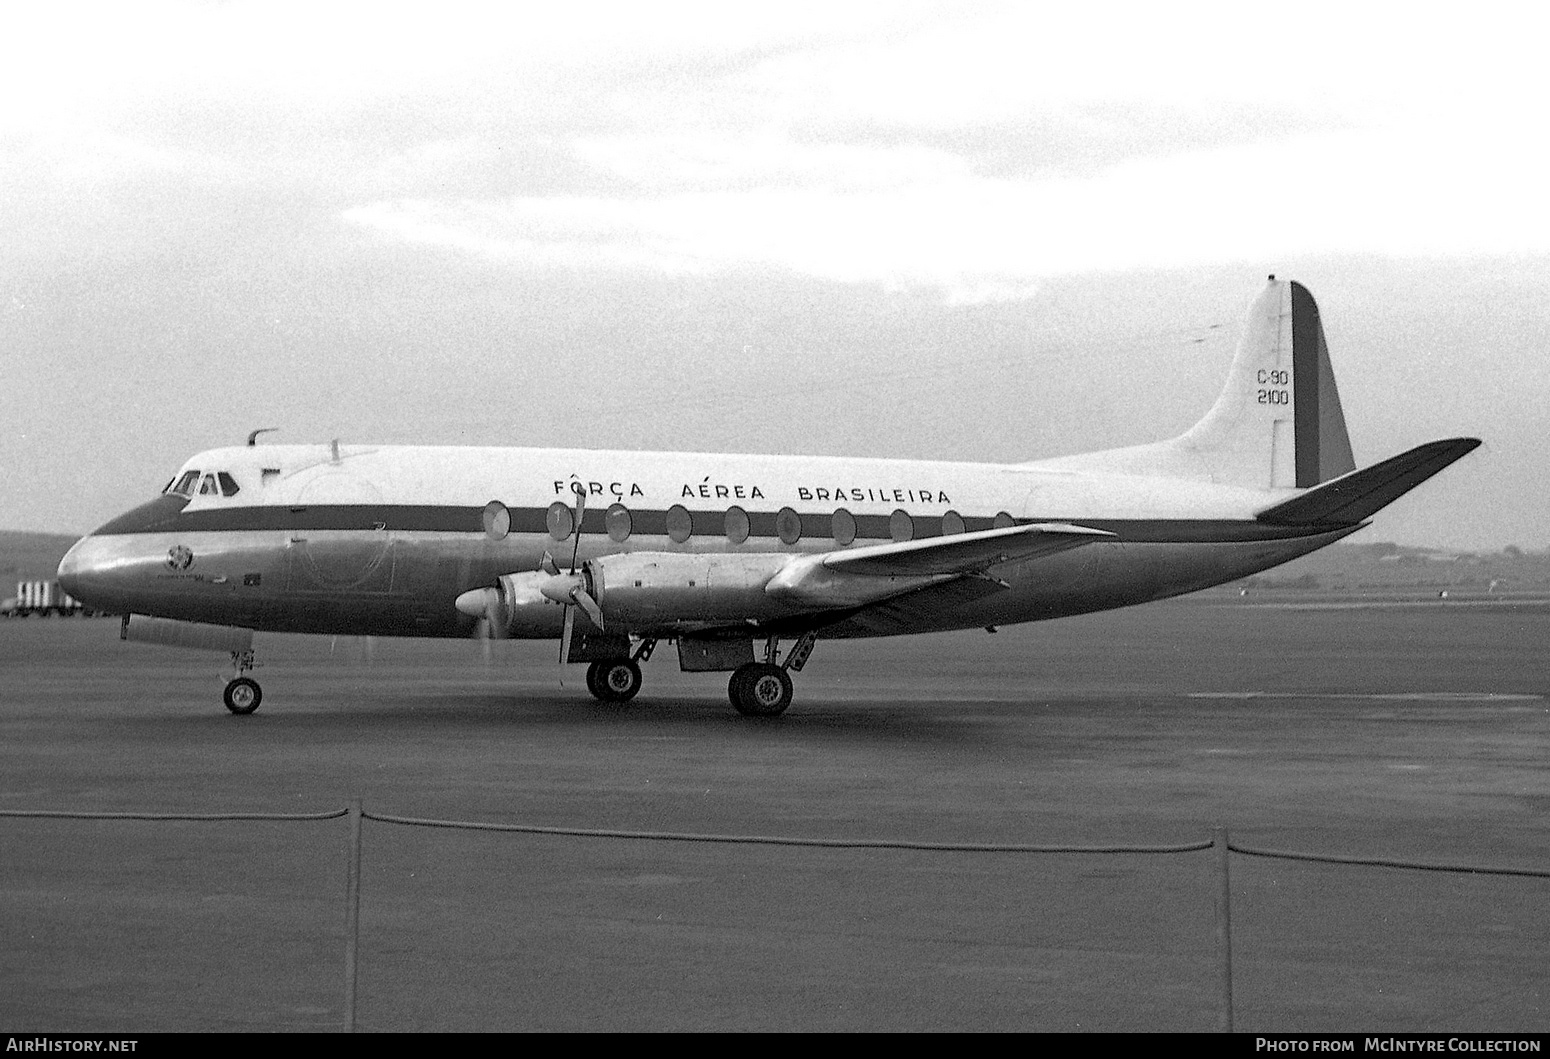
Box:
(57, 536), (88, 598)
(57, 534), (127, 613)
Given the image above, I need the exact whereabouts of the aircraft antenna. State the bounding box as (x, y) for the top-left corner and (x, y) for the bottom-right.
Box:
(246, 428), (279, 446)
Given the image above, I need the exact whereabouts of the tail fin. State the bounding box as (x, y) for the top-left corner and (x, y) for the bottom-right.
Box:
(1032, 277), (1357, 488)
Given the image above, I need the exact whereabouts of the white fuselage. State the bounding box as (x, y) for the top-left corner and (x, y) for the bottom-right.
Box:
(58, 442), (1353, 640)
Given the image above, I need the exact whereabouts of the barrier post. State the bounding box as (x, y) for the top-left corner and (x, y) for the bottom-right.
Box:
(343, 799), (363, 1033)
(1214, 826), (1234, 1033)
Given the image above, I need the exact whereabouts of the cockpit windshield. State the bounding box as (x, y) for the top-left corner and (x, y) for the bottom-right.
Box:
(165, 471), (202, 497)
(163, 470), (241, 498)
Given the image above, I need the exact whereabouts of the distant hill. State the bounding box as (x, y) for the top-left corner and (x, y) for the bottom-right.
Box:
(1224, 541), (1550, 596)
(0, 531), (81, 584)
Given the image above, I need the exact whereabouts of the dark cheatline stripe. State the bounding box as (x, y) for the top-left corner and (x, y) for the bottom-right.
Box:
(90, 501), (1333, 544)
(90, 494), (192, 535)
(1290, 281), (1323, 488)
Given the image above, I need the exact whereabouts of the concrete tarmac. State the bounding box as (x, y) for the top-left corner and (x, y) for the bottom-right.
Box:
(2, 599), (1547, 1032)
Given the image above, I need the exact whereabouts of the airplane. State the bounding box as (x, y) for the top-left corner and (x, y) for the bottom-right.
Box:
(57, 277), (1479, 717)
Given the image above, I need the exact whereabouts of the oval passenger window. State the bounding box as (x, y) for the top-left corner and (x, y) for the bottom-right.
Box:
(776, 506), (802, 545)
(483, 501), (510, 541)
(724, 505), (749, 544)
(666, 504), (693, 543)
(546, 501), (574, 541)
(889, 509), (914, 542)
(831, 508), (856, 546)
(992, 511), (1015, 530)
(606, 503), (632, 542)
(942, 510), (965, 536)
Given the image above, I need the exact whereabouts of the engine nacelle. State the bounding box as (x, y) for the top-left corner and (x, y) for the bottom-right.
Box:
(587, 552), (795, 626)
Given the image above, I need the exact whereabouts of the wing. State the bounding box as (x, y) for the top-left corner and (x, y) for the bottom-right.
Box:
(765, 522), (1113, 609)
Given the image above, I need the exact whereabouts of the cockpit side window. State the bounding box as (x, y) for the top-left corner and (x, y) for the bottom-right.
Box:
(217, 472), (240, 497)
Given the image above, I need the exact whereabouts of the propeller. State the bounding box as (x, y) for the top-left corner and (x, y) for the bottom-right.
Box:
(554, 483), (606, 663)
(455, 582), (510, 641)
(451, 484), (605, 660)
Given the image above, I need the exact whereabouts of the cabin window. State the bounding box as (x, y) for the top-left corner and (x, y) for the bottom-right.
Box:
(217, 472), (241, 497)
(546, 501), (574, 541)
(942, 510), (965, 536)
(665, 504), (692, 543)
(992, 511), (1015, 530)
(483, 501), (510, 541)
(831, 508), (856, 546)
(606, 503), (632, 542)
(889, 509), (914, 542)
(775, 506), (802, 545)
(724, 505), (749, 544)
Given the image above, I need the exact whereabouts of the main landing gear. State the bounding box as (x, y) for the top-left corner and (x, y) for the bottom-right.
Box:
(728, 632), (815, 717)
(577, 633), (817, 717)
(222, 649), (261, 715)
(728, 663), (792, 717)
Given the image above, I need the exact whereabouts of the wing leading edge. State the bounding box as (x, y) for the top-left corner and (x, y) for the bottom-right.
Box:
(765, 522), (1114, 610)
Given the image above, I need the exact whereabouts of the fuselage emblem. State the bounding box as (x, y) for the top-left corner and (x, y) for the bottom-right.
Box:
(166, 545), (194, 571)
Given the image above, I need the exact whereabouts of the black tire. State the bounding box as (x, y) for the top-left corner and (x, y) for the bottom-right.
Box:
(223, 677), (262, 715)
(728, 665), (751, 708)
(588, 659), (641, 704)
(731, 663), (791, 717)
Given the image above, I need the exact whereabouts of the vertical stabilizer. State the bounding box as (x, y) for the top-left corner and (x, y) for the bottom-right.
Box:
(1029, 277), (1357, 489)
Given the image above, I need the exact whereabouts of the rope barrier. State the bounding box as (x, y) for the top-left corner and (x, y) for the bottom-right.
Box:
(1229, 840), (1550, 879)
(5, 809), (1543, 1032)
(362, 809), (1210, 853)
(1, 807), (1541, 876)
(0, 808), (349, 821)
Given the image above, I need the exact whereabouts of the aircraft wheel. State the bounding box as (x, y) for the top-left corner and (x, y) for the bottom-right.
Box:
(588, 659), (642, 704)
(730, 663), (791, 717)
(223, 677), (262, 715)
(728, 665), (750, 707)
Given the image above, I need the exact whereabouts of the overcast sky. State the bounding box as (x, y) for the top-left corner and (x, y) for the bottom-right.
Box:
(2, 1), (1545, 550)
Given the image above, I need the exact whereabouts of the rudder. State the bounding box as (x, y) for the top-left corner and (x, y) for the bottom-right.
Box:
(1289, 281), (1355, 487)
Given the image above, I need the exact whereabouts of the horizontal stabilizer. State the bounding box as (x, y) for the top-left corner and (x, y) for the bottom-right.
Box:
(1256, 438), (1481, 526)
(820, 521), (1114, 577)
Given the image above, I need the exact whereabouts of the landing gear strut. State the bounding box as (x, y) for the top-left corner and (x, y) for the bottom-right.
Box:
(223, 650), (261, 715)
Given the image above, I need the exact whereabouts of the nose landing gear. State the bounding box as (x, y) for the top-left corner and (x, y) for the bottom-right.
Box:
(222, 650), (261, 715)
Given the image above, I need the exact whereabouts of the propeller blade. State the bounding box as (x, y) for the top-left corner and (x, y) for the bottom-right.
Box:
(571, 586), (605, 630)
(560, 604), (575, 664)
(568, 485), (587, 574)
